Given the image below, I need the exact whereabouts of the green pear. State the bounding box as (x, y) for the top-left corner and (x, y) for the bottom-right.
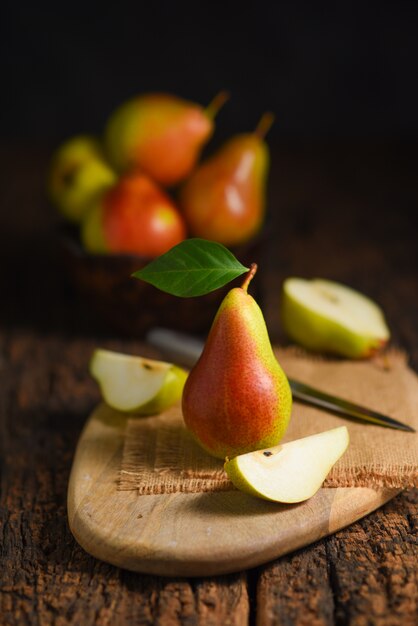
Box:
(90, 349), (187, 415)
(224, 426), (349, 503)
(182, 264), (292, 459)
(281, 278), (390, 358)
(49, 136), (116, 222)
(81, 202), (108, 253)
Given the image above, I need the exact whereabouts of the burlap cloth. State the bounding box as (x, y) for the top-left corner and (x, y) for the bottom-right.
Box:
(118, 348), (418, 494)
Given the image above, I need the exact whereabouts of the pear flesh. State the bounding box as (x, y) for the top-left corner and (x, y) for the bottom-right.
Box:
(182, 265), (292, 459)
(224, 426), (349, 503)
(90, 349), (187, 414)
(282, 278), (390, 358)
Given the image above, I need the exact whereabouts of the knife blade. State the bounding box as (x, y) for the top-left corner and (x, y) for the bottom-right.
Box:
(146, 327), (415, 433)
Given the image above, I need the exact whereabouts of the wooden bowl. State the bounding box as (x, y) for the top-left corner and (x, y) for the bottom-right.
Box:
(59, 226), (264, 337)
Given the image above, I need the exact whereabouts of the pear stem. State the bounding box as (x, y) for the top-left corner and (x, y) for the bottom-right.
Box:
(205, 91), (230, 120)
(254, 112), (275, 139)
(241, 263), (258, 292)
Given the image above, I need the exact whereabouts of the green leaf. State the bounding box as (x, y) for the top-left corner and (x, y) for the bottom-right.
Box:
(132, 238), (249, 297)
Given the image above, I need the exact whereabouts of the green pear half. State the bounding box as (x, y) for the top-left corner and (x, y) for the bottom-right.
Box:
(281, 278), (390, 358)
(90, 349), (188, 415)
(224, 426), (349, 503)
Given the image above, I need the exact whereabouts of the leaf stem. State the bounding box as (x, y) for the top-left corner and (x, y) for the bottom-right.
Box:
(241, 263), (258, 292)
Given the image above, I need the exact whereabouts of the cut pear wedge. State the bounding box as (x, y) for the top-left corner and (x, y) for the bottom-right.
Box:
(281, 277), (390, 358)
(224, 426), (349, 503)
(90, 349), (188, 415)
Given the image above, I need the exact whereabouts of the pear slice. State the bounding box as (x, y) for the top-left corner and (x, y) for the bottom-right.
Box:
(90, 349), (188, 415)
(224, 426), (349, 503)
(281, 277), (390, 358)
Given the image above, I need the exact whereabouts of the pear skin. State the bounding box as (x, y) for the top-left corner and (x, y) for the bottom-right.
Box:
(182, 264), (292, 459)
(137, 366), (188, 415)
(180, 114), (273, 247)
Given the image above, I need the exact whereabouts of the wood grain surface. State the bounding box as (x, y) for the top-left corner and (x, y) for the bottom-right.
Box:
(0, 143), (417, 624)
(67, 402), (398, 577)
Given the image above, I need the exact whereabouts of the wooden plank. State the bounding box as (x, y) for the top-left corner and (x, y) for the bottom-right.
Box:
(0, 332), (250, 625)
(257, 543), (334, 626)
(256, 490), (418, 626)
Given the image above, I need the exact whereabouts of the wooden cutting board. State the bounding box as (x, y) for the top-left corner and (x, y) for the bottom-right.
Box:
(67, 403), (399, 577)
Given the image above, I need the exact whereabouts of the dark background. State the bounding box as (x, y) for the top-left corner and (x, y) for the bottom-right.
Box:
(0, 0), (417, 338)
(2, 0), (418, 143)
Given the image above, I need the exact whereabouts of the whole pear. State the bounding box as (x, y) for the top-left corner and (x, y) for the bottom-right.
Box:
(82, 173), (186, 257)
(182, 264), (292, 459)
(180, 114), (273, 247)
(49, 136), (116, 222)
(105, 92), (228, 186)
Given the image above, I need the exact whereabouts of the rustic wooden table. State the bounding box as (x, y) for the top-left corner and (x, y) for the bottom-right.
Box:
(0, 142), (416, 625)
